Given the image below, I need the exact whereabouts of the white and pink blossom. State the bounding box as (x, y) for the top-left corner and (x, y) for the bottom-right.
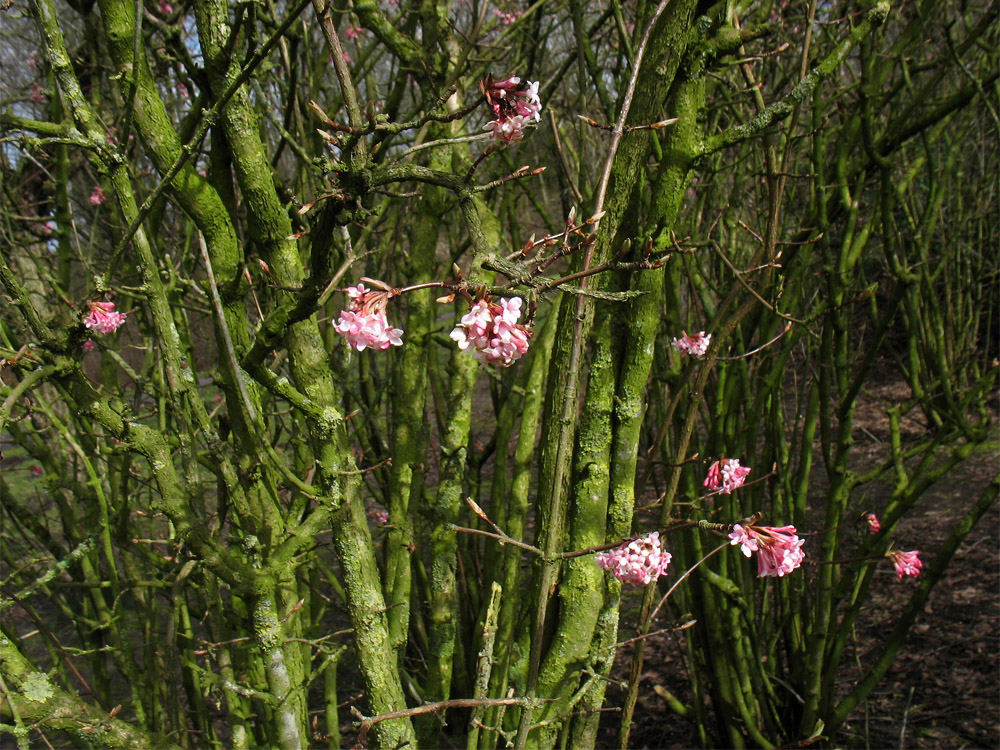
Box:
(704, 457), (751, 495)
(596, 532), (672, 585)
(84, 301), (127, 334)
(484, 114), (531, 143)
(481, 75), (541, 143)
(88, 186), (106, 205)
(729, 523), (805, 578)
(450, 296), (531, 367)
(335, 283), (404, 352)
(671, 330), (711, 358)
(886, 549), (921, 580)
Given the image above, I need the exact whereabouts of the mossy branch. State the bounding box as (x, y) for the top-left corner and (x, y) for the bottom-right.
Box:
(0, 636), (181, 750)
(702, 3), (892, 155)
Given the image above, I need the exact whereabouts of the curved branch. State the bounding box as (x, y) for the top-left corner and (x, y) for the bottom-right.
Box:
(702, 2), (891, 155)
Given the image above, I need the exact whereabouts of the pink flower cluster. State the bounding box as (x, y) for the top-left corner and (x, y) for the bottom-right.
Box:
(482, 75), (541, 143)
(89, 186), (106, 205)
(671, 330), (711, 358)
(596, 532), (672, 585)
(864, 512), (881, 533)
(335, 283), (403, 351)
(493, 7), (521, 23)
(84, 301), (127, 334)
(704, 458), (751, 495)
(886, 549), (922, 580)
(729, 523), (805, 578)
(450, 296), (531, 367)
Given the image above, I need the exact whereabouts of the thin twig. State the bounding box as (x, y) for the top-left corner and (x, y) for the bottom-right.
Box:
(710, 242), (806, 324)
(717, 321), (793, 360)
(338, 457), (392, 476)
(352, 697), (541, 746)
(549, 108), (583, 203)
(446, 524), (544, 557)
(616, 618), (698, 648)
(647, 542), (730, 625)
(199, 234), (256, 425)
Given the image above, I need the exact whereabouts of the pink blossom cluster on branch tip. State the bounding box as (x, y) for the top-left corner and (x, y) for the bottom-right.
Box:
(481, 75), (541, 143)
(596, 532), (672, 585)
(671, 330), (711, 358)
(84, 301), (127, 334)
(89, 186), (106, 205)
(704, 458), (751, 495)
(335, 283), (403, 351)
(729, 523), (805, 578)
(450, 296), (532, 367)
(886, 548), (921, 580)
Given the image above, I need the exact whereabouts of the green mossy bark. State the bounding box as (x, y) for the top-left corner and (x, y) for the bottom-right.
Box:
(384, 146), (446, 657)
(482, 310), (557, 748)
(92, 0), (272, 554)
(569, 261), (668, 748)
(530, 307), (614, 746)
(518, 4), (699, 744)
(0, 635), (180, 750)
(420, 192), (500, 742)
(93, 0), (256, 403)
(8, 0), (257, 591)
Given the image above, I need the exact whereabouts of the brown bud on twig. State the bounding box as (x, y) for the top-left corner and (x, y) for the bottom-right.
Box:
(316, 129), (341, 144)
(308, 99), (337, 127)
